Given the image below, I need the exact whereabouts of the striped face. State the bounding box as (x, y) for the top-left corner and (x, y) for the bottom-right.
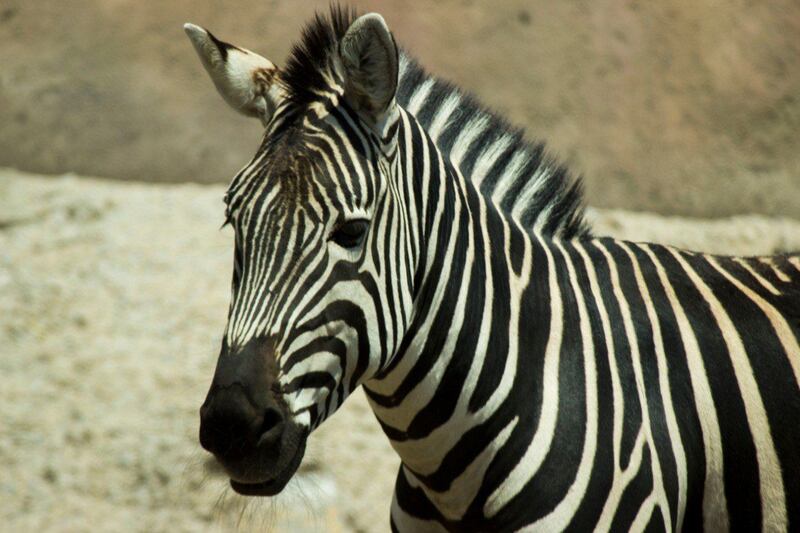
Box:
(197, 99), (409, 496)
(191, 10), (406, 497)
(223, 110), (399, 430)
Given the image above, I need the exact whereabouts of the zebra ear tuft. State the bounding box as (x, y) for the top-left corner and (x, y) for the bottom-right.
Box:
(338, 13), (399, 129)
(184, 23), (283, 125)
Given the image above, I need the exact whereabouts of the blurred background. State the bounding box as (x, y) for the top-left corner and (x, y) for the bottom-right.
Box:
(2, 0), (799, 215)
(1, 1), (799, 532)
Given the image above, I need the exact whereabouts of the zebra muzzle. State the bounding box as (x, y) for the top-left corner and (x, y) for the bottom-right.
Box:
(198, 340), (307, 496)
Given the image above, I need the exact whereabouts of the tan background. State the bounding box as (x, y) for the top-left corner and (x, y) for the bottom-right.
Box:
(1, 0), (798, 217)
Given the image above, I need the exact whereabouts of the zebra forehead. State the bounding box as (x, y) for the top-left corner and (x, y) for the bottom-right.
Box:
(225, 138), (356, 225)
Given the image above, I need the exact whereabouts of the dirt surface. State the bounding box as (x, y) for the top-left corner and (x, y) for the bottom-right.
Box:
(2, 167), (800, 532)
(1, 1), (799, 217)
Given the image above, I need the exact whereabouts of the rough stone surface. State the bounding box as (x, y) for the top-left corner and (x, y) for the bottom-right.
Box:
(2, 168), (799, 532)
(1, 1), (799, 217)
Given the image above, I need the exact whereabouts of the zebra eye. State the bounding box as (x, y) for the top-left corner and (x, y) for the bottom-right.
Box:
(330, 219), (369, 249)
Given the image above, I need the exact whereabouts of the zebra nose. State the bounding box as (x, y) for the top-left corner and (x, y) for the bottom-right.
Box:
(199, 383), (285, 459)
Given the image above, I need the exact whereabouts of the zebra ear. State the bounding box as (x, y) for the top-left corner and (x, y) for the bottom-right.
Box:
(338, 13), (399, 131)
(183, 23), (283, 125)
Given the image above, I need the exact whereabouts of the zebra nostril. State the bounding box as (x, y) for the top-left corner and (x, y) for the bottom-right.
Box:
(198, 383), (266, 457)
(257, 407), (285, 447)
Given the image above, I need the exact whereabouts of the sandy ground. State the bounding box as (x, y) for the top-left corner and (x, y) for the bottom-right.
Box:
(2, 168), (800, 533)
(1, 0), (799, 217)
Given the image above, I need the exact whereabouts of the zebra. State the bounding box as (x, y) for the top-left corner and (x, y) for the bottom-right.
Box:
(185, 7), (800, 532)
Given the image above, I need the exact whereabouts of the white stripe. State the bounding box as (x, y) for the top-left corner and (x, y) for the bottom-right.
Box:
(449, 116), (489, 169)
(642, 244), (728, 531)
(511, 164), (550, 222)
(529, 241), (599, 530)
(629, 493), (659, 532)
(406, 78), (435, 115)
(594, 240), (672, 529)
(470, 135), (511, 188)
(669, 249), (787, 531)
(574, 244), (628, 530)
(619, 242), (687, 531)
(735, 258), (780, 295)
(409, 417), (519, 521)
(490, 150), (528, 203)
(596, 430), (649, 529)
(427, 92), (461, 142)
(708, 257), (800, 392)
(758, 257), (791, 283)
(486, 235), (561, 516)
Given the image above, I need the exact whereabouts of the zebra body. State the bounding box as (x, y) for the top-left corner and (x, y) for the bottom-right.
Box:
(365, 104), (800, 531)
(185, 7), (800, 531)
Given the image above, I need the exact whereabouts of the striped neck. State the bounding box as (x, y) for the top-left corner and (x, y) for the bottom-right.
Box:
(363, 102), (542, 519)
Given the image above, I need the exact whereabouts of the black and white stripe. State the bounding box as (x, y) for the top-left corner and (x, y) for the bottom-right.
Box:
(364, 106), (800, 530)
(210, 7), (800, 531)
(395, 54), (588, 239)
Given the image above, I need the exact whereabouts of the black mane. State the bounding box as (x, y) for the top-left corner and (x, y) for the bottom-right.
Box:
(279, 5), (590, 239)
(281, 5), (356, 109)
(396, 53), (590, 238)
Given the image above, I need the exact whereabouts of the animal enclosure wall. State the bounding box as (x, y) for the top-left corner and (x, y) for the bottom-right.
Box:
(0, 0), (798, 217)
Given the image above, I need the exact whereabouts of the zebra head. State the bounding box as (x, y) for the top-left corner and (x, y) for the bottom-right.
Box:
(186, 11), (412, 496)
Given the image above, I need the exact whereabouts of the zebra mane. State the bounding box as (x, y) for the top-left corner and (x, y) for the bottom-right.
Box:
(280, 4), (590, 239)
(280, 5), (356, 109)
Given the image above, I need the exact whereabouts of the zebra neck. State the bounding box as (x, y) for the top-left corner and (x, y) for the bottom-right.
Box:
(363, 119), (551, 518)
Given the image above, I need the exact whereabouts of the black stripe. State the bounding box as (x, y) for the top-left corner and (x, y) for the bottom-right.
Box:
(590, 239), (643, 471)
(606, 241), (679, 519)
(653, 246), (762, 531)
(630, 245), (706, 531)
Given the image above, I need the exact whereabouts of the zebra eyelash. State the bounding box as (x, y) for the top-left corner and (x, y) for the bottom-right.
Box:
(221, 206), (240, 230)
(329, 218), (370, 249)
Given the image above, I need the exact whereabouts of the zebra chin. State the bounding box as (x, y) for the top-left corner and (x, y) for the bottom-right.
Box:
(225, 432), (307, 497)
